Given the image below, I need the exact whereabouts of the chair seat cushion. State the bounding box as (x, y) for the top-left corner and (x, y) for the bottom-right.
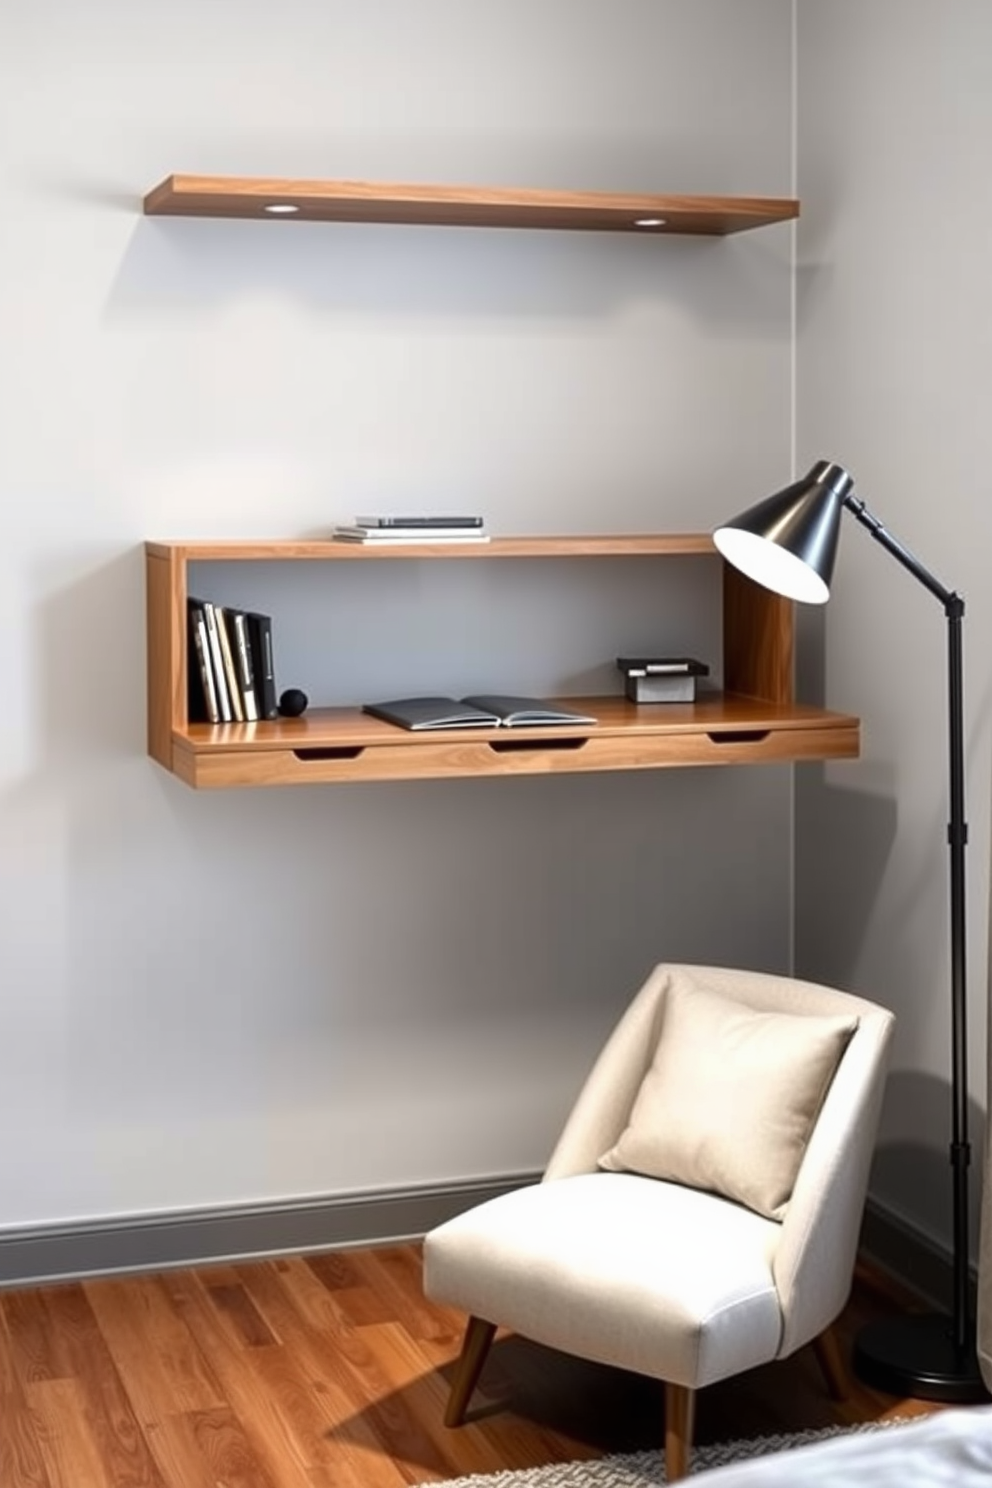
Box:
(423, 1171), (783, 1388)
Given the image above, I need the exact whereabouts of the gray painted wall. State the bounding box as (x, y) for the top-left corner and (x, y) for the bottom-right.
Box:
(0, 2), (796, 1231)
(795, 1), (992, 1256)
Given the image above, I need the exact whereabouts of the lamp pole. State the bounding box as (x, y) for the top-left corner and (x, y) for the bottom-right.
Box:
(844, 497), (981, 1398)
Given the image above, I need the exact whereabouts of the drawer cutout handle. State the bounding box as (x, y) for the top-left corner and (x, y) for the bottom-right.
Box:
(487, 737), (590, 755)
(293, 746), (366, 761)
(706, 730), (771, 745)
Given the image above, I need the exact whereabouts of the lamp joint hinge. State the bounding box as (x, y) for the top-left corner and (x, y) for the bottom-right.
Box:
(948, 822), (969, 848)
(950, 1142), (972, 1169)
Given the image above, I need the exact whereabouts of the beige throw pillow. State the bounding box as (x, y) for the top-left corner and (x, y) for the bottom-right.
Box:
(599, 982), (857, 1220)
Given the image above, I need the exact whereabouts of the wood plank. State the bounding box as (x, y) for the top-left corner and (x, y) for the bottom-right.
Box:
(143, 176), (799, 236)
(360, 1318), (596, 1481)
(145, 534), (716, 562)
(298, 1266), (396, 1329)
(165, 1267), (407, 1488)
(145, 550), (177, 770)
(2, 1288), (73, 1386)
(0, 1308), (53, 1488)
(292, 1252), (360, 1291)
(205, 1283), (281, 1350)
(338, 1248), (455, 1346)
(723, 563), (795, 703)
(132, 1409), (221, 1488)
(247, 1344), (362, 1483)
(234, 1260), (413, 1484)
(22, 1379), (101, 1488)
(298, 1251), (404, 1325)
(267, 1259), (448, 1485)
(184, 1406), (283, 1488)
(161, 1271), (314, 1488)
(38, 1286), (167, 1488)
(82, 1274), (224, 1420)
(357, 1320), (497, 1475)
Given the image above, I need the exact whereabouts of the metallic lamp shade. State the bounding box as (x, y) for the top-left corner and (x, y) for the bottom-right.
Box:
(713, 459), (855, 604)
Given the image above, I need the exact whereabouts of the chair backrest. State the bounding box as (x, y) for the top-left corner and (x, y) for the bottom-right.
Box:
(544, 963), (895, 1355)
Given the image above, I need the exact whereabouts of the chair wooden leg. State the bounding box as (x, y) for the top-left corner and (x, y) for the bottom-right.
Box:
(812, 1323), (851, 1402)
(664, 1382), (696, 1483)
(444, 1316), (497, 1427)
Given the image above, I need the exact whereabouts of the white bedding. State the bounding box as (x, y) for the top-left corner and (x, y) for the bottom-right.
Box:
(692, 1408), (992, 1487)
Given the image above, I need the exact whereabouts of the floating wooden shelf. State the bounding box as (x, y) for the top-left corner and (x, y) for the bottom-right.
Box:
(145, 534), (716, 563)
(171, 697), (859, 790)
(142, 176), (799, 236)
(146, 537), (859, 790)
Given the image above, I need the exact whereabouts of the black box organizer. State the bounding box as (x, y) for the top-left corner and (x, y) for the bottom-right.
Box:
(616, 656), (710, 704)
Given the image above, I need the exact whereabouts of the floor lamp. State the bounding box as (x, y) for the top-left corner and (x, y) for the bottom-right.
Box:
(713, 458), (986, 1402)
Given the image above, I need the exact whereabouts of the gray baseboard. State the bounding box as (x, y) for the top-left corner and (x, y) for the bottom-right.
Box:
(0, 1178), (964, 1302)
(0, 1172), (541, 1289)
(859, 1195), (977, 1310)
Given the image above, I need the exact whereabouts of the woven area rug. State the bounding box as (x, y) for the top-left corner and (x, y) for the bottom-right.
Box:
(413, 1421), (904, 1487)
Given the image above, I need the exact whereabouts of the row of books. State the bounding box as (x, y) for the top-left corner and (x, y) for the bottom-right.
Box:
(331, 514), (489, 545)
(188, 598), (277, 724)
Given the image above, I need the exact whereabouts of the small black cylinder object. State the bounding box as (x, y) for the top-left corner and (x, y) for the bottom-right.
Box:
(278, 688), (309, 718)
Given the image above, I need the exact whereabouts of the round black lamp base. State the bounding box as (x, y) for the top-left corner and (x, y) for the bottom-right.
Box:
(853, 1314), (989, 1403)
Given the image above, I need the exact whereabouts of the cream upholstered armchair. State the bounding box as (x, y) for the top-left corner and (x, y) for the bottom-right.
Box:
(423, 963), (895, 1483)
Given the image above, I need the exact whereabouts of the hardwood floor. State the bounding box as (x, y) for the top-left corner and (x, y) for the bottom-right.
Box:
(0, 1244), (944, 1488)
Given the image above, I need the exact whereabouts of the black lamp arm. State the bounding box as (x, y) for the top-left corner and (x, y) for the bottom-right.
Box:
(843, 493), (962, 616)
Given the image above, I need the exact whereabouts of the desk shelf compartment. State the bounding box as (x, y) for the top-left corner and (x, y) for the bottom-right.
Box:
(145, 536), (860, 790)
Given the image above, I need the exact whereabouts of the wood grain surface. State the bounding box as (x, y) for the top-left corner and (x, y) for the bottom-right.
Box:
(0, 1245), (942, 1488)
(143, 177), (799, 236)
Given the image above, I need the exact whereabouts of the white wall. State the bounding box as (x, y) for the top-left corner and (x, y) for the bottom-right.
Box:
(0, 0), (795, 1228)
(796, 0), (992, 1255)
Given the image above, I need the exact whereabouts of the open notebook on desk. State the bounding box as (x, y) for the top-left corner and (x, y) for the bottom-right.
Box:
(363, 695), (599, 731)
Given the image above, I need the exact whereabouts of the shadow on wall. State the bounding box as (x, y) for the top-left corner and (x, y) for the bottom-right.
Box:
(794, 760), (898, 990)
(792, 604), (899, 986)
(111, 205), (787, 334)
(871, 1067), (986, 1265)
(28, 543), (147, 765)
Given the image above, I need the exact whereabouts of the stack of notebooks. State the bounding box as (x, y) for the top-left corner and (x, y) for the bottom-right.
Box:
(187, 598), (278, 724)
(331, 515), (489, 544)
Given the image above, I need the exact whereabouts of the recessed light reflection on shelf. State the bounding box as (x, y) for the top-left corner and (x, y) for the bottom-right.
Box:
(264, 203), (300, 215)
(634, 217), (668, 229)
